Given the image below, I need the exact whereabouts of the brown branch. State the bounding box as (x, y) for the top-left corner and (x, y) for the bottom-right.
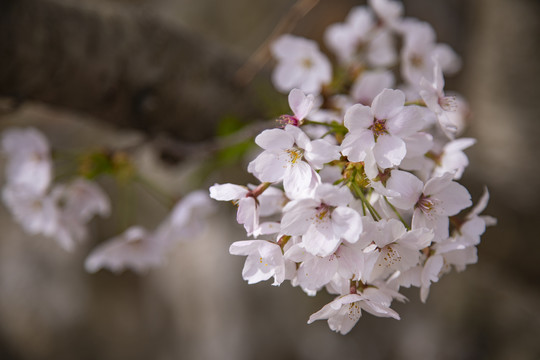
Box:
(0, 0), (266, 141)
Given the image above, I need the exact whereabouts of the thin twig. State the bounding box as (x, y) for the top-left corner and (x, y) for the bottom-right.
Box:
(234, 0), (320, 86)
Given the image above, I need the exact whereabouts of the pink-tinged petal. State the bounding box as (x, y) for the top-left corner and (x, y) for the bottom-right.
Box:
(229, 240), (264, 256)
(336, 244), (365, 280)
(255, 128), (294, 150)
(344, 103), (374, 131)
(433, 43), (461, 75)
(84, 227), (164, 274)
(399, 228), (434, 249)
(386, 170), (423, 209)
(284, 124), (310, 149)
(284, 243), (310, 262)
(247, 151), (287, 183)
(304, 139), (341, 169)
(332, 206), (362, 243)
(307, 294), (364, 329)
(316, 184), (353, 207)
(444, 246), (478, 272)
(420, 254), (443, 302)
(460, 217), (485, 245)
(419, 86), (441, 114)
(423, 173), (454, 196)
(367, 29), (397, 67)
(469, 187), (490, 217)
(369, 0), (404, 25)
(324, 23), (356, 62)
(237, 197), (259, 236)
(296, 255), (339, 290)
(283, 161), (316, 198)
(444, 138), (476, 153)
(412, 209), (449, 241)
(288, 88), (314, 120)
(270, 34), (299, 59)
(341, 130), (375, 162)
(209, 183), (247, 201)
(437, 112), (458, 139)
(256, 222), (281, 236)
(404, 132), (433, 157)
(372, 88), (405, 120)
(386, 105), (425, 138)
(434, 182), (471, 216)
(373, 134), (406, 168)
(303, 220), (341, 257)
(281, 205), (317, 236)
(272, 63), (304, 92)
(351, 70), (395, 105)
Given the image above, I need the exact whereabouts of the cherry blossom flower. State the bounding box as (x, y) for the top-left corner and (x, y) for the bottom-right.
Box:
(278, 89), (315, 127)
(2, 127), (52, 195)
(369, 0), (404, 29)
(208, 0), (494, 334)
(155, 190), (215, 244)
(420, 63), (461, 138)
(2, 184), (58, 237)
(85, 226), (164, 273)
(400, 20), (461, 87)
(270, 34), (332, 95)
(386, 172), (472, 240)
(285, 243), (340, 292)
(362, 219), (433, 281)
(229, 239), (294, 286)
(351, 70), (395, 106)
(431, 138), (476, 179)
(209, 183), (281, 236)
(280, 184), (362, 257)
(341, 88), (425, 168)
(308, 285), (402, 334)
(248, 125), (339, 198)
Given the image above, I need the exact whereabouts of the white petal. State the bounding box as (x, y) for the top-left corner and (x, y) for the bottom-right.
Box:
(304, 139), (340, 169)
(373, 134), (406, 168)
(386, 170), (423, 209)
(288, 88), (314, 120)
(332, 206), (362, 243)
(209, 183), (247, 201)
(372, 88), (405, 120)
(351, 70), (395, 105)
(255, 128), (294, 150)
(341, 130), (374, 162)
(247, 151), (287, 183)
(434, 182), (472, 216)
(283, 161), (315, 199)
(344, 103), (374, 131)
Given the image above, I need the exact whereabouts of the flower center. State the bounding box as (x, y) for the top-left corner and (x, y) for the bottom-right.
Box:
(286, 148), (303, 164)
(438, 96), (457, 112)
(278, 114), (300, 127)
(314, 203), (333, 224)
(369, 119), (388, 140)
(301, 57), (314, 69)
(416, 194), (434, 214)
(410, 54), (423, 68)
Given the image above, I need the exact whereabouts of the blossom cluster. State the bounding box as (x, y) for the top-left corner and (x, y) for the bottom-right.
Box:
(1, 128), (110, 251)
(211, 0), (495, 334)
(1, 127), (214, 273)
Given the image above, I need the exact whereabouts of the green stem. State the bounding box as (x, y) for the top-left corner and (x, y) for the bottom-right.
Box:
(302, 119), (333, 127)
(349, 181), (381, 221)
(384, 196), (410, 230)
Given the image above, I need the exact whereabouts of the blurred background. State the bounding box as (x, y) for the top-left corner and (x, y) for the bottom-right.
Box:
(1, 0), (539, 359)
